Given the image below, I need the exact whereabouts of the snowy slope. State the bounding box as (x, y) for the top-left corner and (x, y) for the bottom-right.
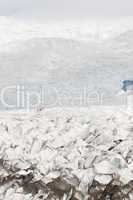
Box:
(0, 17), (133, 108)
(107, 29), (133, 54)
(0, 37), (132, 108)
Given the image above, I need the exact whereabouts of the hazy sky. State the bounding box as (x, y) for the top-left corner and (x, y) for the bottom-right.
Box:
(0, 0), (133, 19)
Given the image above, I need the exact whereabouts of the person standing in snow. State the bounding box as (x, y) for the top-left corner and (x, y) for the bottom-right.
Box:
(121, 80), (133, 113)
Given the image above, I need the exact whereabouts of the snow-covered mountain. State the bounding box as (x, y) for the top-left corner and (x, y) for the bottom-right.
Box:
(108, 29), (133, 53)
(0, 16), (133, 47)
(0, 17), (133, 109)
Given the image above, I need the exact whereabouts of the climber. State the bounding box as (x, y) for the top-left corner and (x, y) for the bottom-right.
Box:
(121, 80), (133, 113)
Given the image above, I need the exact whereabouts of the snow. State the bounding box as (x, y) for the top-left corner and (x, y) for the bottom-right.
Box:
(0, 17), (133, 109)
(0, 16), (133, 198)
(0, 107), (132, 198)
(0, 16), (133, 48)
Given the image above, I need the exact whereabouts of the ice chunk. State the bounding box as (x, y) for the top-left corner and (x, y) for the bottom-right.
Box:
(95, 174), (112, 185)
(118, 168), (133, 184)
(94, 160), (115, 174)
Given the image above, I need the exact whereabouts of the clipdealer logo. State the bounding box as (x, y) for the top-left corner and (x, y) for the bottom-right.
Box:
(0, 84), (124, 110)
(0, 85), (59, 110)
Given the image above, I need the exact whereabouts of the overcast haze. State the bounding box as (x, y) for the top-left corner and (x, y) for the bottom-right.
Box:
(0, 0), (133, 19)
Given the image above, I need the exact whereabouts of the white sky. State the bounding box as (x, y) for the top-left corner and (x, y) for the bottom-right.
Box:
(0, 0), (133, 19)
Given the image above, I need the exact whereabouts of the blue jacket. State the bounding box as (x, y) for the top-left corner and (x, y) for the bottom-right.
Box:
(122, 80), (133, 92)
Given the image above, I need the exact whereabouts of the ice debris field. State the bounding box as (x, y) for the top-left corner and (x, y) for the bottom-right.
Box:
(0, 107), (132, 199)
